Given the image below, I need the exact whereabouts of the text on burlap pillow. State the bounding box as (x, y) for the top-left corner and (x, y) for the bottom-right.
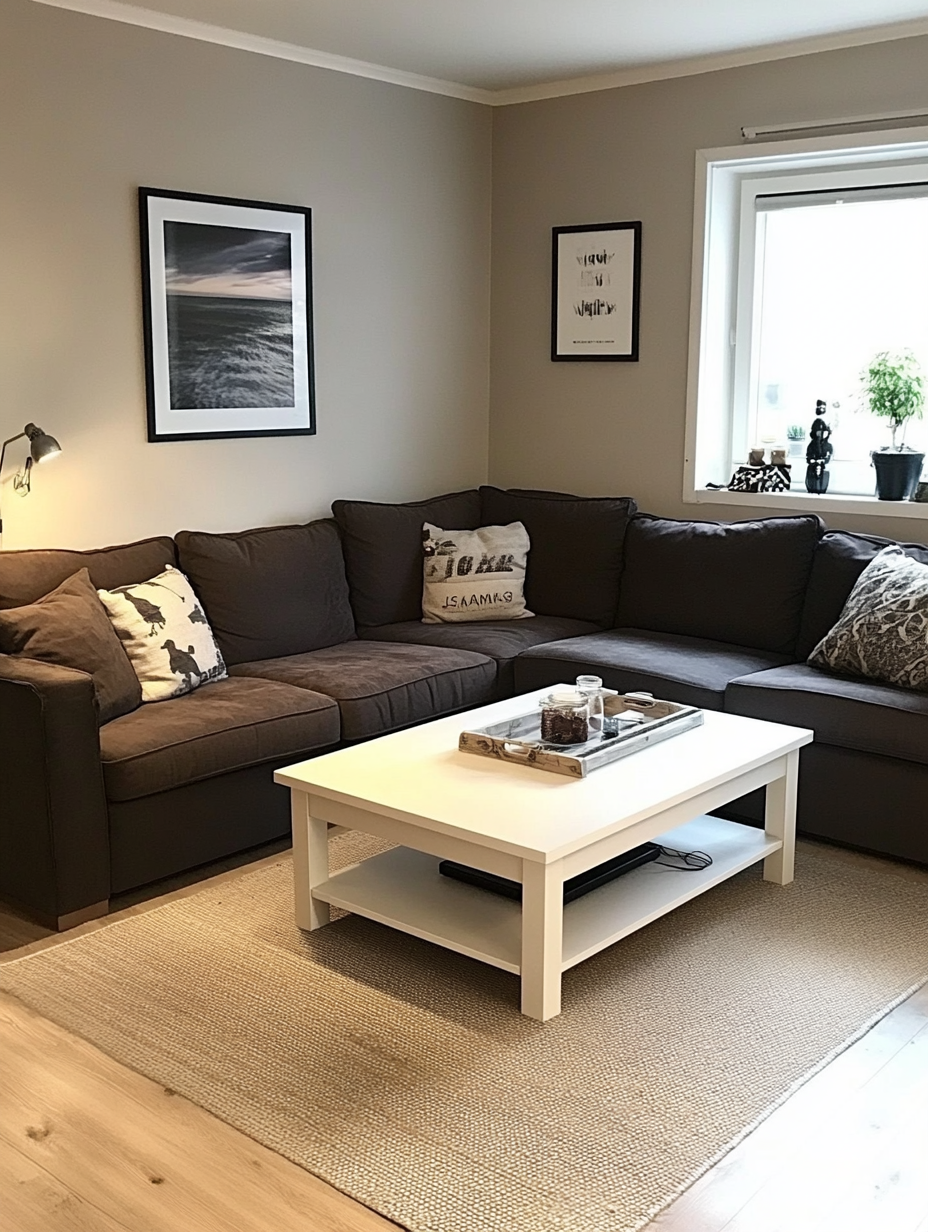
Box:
(808, 545), (928, 691)
(422, 522), (532, 623)
(97, 565), (227, 702)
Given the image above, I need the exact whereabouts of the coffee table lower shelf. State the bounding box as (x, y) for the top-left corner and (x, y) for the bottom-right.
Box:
(312, 814), (780, 976)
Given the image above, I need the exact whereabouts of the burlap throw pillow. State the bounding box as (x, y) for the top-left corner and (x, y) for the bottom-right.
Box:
(0, 568), (141, 723)
(98, 565), (227, 702)
(808, 544), (928, 691)
(421, 521), (532, 623)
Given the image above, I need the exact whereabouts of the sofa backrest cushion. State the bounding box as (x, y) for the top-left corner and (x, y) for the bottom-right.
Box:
(332, 490), (481, 628)
(0, 536), (177, 609)
(796, 530), (928, 660)
(175, 520), (356, 666)
(479, 487), (637, 626)
(617, 514), (824, 654)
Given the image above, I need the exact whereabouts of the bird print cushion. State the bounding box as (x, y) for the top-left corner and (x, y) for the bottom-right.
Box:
(97, 565), (227, 702)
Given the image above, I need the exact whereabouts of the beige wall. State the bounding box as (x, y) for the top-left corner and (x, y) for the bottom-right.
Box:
(7, 7), (928, 553)
(489, 36), (928, 541)
(0, 0), (491, 550)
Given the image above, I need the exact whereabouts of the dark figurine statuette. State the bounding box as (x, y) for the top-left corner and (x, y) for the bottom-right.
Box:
(805, 401), (833, 494)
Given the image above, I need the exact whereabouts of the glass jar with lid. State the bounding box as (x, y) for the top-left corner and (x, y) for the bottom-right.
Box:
(575, 675), (605, 734)
(540, 689), (590, 745)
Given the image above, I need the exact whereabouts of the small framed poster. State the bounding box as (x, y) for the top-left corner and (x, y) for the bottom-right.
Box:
(139, 187), (315, 441)
(551, 221), (641, 361)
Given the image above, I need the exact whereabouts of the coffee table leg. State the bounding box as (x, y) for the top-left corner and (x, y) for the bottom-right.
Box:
(520, 859), (564, 1021)
(763, 749), (799, 885)
(291, 791), (331, 931)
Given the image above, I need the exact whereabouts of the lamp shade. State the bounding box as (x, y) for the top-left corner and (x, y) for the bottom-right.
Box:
(25, 423), (62, 463)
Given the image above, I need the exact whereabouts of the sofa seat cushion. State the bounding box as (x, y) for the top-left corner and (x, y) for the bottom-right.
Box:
(514, 629), (792, 710)
(231, 642), (496, 740)
(360, 615), (600, 696)
(100, 676), (339, 802)
(617, 514), (823, 654)
(725, 663), (928, 767)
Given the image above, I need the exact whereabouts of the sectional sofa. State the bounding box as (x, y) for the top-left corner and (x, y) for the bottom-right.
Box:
(1, 484), (926, 930)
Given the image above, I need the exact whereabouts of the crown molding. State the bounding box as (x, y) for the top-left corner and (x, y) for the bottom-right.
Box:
(30, 0), (494, 104)
(491, 15), (928, 106)
(29, 0), (928, 108)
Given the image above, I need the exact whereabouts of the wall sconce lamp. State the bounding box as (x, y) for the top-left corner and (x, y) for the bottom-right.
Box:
(0, 423), (62, 535)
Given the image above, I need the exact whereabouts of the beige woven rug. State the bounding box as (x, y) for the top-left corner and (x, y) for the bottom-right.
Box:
(3, 834), (928, 1232)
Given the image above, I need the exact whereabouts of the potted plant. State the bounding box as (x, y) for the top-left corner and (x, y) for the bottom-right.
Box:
(786, 424), (806, 459)
(861, 350), (926, 500)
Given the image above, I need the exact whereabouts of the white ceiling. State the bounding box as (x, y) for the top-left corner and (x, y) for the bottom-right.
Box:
(34, 0), (928, 99)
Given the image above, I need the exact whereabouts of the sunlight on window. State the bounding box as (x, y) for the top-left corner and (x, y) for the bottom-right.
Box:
(753, 197), (928, 493)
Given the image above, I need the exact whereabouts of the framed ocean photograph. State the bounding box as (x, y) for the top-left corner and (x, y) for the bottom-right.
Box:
(139, 188), (315, 441)
(551, 221), (641, 361)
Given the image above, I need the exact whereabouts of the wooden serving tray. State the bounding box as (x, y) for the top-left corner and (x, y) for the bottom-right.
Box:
(459, 691), (704, 778)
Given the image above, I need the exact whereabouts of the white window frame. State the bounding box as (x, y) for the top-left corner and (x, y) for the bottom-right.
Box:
(684, 124), (928, 519)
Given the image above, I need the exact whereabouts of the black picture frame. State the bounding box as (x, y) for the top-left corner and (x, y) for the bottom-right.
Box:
(551, 221), (641, 361)
(139, 187), (315, 441)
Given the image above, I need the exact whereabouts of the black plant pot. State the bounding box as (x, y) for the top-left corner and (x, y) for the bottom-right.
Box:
(871, 449), (925, 501)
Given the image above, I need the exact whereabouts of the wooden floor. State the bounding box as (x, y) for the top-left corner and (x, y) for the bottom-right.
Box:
(1, 851), (926, 1232)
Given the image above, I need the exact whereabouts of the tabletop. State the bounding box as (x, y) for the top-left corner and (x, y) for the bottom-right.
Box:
(275, 688), (812, 861)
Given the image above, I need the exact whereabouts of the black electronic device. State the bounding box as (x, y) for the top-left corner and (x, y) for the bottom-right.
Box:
(438, 841), (661, 904)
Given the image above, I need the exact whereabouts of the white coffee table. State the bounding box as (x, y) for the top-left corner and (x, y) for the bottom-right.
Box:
(275, 689), (812, 1020)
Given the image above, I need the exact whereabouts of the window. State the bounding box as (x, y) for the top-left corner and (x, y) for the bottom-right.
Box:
(685, 127), (928, 513)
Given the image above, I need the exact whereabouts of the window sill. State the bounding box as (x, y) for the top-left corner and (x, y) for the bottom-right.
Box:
(686, 487), (928, 520)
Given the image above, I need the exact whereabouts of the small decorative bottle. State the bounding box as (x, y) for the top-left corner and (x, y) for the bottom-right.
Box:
(575, 675), (605, 735)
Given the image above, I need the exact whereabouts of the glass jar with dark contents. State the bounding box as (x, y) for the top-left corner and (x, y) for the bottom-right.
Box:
(540, 690), (590, 744)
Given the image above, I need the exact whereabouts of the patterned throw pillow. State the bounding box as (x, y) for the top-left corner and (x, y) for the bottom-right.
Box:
(97, 565), (227, 702)
(808, 545), (928, 691)
(0, 568), (141, 724)
(421, 521), (533, 623)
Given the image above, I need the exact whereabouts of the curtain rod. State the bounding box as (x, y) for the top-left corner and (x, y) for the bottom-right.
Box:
(742, 107), (928, 140)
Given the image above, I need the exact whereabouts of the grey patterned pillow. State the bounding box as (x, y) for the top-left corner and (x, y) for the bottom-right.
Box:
(808, 545), (928, 691)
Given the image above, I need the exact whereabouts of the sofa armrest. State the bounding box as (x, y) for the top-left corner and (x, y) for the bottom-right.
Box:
(0, 655), (110, 927)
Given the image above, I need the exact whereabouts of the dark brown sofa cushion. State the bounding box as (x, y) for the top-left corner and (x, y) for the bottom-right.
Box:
(0, 536), (177, 609)
(617, 514), (824, 654)
(725, 663), (928, 767)
(479, 487), (637, 626)
(232, 641), (495, 740)
(175, 520), (356, 667)
(99, 676), (339, 802)
(360, 614), (599, 697)
(796, 530), (928, 660)
(332, 490), (481, 628)
(514, 628), (791, 711)
(0, 569), (141, 723)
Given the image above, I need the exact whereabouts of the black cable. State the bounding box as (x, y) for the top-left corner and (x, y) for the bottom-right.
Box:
(653, 846), (713, 871)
